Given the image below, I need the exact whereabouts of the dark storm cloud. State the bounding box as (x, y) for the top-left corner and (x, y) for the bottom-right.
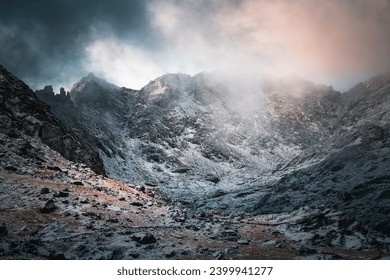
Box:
(0, 0), (157, 89)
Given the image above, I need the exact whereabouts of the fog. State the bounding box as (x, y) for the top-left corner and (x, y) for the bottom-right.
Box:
(145, 0), (390, 91)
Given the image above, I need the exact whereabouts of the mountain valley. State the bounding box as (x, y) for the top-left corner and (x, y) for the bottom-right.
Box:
(1, 65), (389, 259)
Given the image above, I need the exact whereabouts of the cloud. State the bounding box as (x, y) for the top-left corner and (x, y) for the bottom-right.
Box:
(84, 39), (165, 89)
(1, 0), (390, 91)
(147, 0), (390, 90)
(0, 0), (154, 90)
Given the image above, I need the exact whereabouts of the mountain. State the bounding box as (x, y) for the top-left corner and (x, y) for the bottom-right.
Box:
(3, 65), (317, 260)
(36, 75), (131, 162)
(0, 65), (105, 175)
(70, 73), (121, 108)
(0, 65), (187, 259)
(2, 65), (388, 259)
(35, 70), (390, 239)
(53, 72), (342, 183)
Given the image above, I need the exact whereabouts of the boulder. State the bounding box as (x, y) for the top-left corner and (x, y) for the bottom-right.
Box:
(131, 232), (157, 244)
(0, 222), (7, 236)
(40, 188), (50, 195)
(40, 199), (57, 213)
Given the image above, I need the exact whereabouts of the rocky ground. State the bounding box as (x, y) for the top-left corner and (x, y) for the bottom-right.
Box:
(0, 137), (388, 259)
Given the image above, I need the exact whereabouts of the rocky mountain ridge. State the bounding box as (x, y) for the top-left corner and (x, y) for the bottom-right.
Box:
(36, 70), (390, 237)
(0, 65), (105, 175)
(0, 64), (388, 259)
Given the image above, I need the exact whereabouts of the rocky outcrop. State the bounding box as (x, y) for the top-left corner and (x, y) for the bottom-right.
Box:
(35, 85), (71, 105)
(0, 65), (105, 175)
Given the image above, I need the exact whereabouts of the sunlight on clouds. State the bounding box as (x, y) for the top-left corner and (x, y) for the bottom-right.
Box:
(85, 39), (164, 89)
(81, 0), (390, 91)
(147, 0), (390, 91)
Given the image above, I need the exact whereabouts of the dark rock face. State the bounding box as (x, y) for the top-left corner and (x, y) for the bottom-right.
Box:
(36, 73), (133, 168)
(0, 65), (105, 175)
(35, 85), (71, 105)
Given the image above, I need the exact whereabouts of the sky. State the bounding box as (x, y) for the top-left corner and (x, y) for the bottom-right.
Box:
(1, 0), (390, 92)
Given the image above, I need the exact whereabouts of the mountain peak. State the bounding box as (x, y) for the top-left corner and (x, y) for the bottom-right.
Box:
(76, 72), (115, 87)
(362, 73), (390, 91)
(0, 65), (105, 174)
(346, 73), (390, 99)
(70, 73), (119, 106)
(263, 76), (337, 97)
(141, 73), (192, 97)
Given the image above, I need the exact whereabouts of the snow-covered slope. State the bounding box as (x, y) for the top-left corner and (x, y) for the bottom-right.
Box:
(36, 71), (390, 235)
(2, 65), (388, 260)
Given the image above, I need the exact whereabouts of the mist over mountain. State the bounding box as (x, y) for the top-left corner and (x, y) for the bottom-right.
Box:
(36, 70), (390, 234)
(1, 65), (389, 259)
